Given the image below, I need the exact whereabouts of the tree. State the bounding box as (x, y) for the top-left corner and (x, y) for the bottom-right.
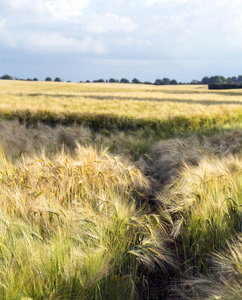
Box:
(227, 77), (234, 84)
(209, 76), (225, 84)
(54, 77), (62, 82)
(202, 76), (210, 84)
(162, 78), (170, 85)
(33, 78), (38, 81)
(45, 77), (52, 81)
(154, 79), (163, 85)
(170, 79), (178, 85)
(1, 74), (12, 80)
(93, 79), (104, 83)
(220, 76), (227, 83)
(190, 79), (200, 84)
(132, 78), (141, 84)
(120, 78), (129, 83)
(109, 78), (117, 83)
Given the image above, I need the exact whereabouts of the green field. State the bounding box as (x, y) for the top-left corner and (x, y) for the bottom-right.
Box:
(0, 80), (241, 299)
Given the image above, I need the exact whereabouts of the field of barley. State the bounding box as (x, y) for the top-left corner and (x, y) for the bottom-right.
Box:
(0, 80), (241, 299)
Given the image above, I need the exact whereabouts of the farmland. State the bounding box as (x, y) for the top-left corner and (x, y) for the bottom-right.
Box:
(0, 80), (241, 299)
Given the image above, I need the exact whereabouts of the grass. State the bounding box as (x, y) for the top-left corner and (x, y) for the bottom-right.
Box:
(0, 145), (172, 299)
(141, 130), (242, 298)
(158, 155), (242, 272)
(0, 81), (242, 140)
(0, 80), (241, 299)
(181, 234), (242, 299)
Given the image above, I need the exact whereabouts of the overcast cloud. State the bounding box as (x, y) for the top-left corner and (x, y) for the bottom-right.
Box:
(1, 0), (242, 82)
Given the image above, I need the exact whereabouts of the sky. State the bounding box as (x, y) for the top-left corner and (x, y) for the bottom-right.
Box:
(1, 0), (242, 82)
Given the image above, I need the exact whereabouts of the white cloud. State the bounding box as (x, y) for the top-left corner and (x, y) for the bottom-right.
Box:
(0, 19), (7, 31)
(84, 13), (138, 34)
(44, 0), (89, 18)
(85, 58), (162, 66)
(0, 19), (17, 47)
(3, 0), (89, 18)
(115, 37), (150, 46)
(144, 0), (190, 5)
(145, 0), (170, 5)
(19, 32), (108, 54)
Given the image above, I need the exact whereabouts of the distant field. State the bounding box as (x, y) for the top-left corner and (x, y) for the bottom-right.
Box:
(0, 80), (242, 142)
(0, 80), (241, 299)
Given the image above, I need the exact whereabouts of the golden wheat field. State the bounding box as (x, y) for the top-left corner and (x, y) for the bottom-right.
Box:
(0, 80), (241, 299)
(1, 80), (242, 120)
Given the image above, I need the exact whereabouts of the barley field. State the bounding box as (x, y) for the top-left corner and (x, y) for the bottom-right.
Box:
(0, 80), (241, 299)
(1, 81), (241, 133)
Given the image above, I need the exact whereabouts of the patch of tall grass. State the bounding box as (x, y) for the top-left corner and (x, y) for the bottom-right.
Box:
(142, 129), (242, 191)
(0, 144), (172, 299)
(0, 120), (155, 161)
(181, 234), (242, 299)
(162, 155), (241, 272)
(141, 129), (241, 296)
(207, 234), (242, 299)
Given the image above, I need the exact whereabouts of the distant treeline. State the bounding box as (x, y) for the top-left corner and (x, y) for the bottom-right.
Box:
(209, 83), (242, 90)
(1, 74), (242, 87)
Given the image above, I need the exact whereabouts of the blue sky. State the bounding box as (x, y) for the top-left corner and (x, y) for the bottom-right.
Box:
(1, 0), (242, 82)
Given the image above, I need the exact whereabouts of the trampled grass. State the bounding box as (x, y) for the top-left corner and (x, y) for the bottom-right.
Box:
(0, 80), (241, 299)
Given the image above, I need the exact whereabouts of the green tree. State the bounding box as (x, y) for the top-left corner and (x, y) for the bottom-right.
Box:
(132, 78), (141, 84)
(202, 76), (210, 84)
(154, 79), (163, 85)
(170, 79), (178, 85)
(109, 78), (117, 83)
(45, 77), (52, 81)
(54, 77), (62, 82)
(93, 79), (104, 83)
(1, 74), (12, 80)
(162, 78), (170, 85)
(190, 79), (200, 84)
(209, 76), (226, 84)
(120, 78), (129, 83)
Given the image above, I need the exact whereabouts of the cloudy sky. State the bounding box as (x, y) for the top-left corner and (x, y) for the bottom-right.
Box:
(1, 0), (242, 82)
